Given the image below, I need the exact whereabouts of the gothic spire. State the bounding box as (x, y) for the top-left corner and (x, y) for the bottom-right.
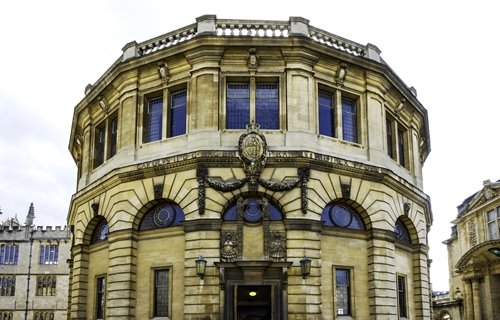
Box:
(25, 202), (35, 227)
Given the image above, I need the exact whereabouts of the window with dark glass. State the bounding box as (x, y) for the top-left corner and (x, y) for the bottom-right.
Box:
(487, 207), (500, 240)
(336, 268), (351, 316)
(169, 89), (187, 137)
(255, 83), (279, 129)
(39, 244), (59, 265)
(0, 244), (19, 265)
(226, 79), (279, 130)
(398, 128), (406, 167)
(394, 219), (411, 244)
(139, 203), (185, 231)
(36, 276), (56, 296)
(318, 87), (359, 144)
(386, 114), (408, 169)
(386, 119), (394, 158)
(397, 275), (408, 318)
(34, 312), (54, 320)
(154, 269), (169, 317)
(342, 96), (358, 143)
(96, 276), (106, 320)
(0, 276), (15, 296)
(318, 89), (335, 137)
(109, 115), (118, 158)
(143, 96), (163, 143)
(321, 204), (364, 230)
(93, 123), (105, 168)
(90, 220), (109, 244)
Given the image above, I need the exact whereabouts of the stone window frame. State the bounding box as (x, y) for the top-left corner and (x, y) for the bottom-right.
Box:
(332, 265), (355, 318)
(385, 112), (409, 169)
(39, 244), (59, 265)
(35, 275), (57, 296)
(486, 206), (500, 240)
(317, 83), (362, 145)
(221, 74), (284, 131)
(92, 111), (119, 170)
(139, 83), (188, 145)
(95, 275), (106, 320)
(396, 274), (408, 319)
(150, 265), (173, 320)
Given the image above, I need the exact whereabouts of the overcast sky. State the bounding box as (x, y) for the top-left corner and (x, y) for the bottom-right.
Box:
(1, 0), (498, 292)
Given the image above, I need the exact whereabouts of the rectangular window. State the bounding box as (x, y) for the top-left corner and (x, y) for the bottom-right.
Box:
(36, 276), (56, 296)
(487, 208), (500, 240)
(386, 119), (394, 158)
(255, 83), (279, 129)
(226, 79), (279, 130)
(39, 245), (59, 265)
(96, 276), (106, 320)
(93, 123), (105, 168)
(318, 89), (335, 137)
(0, 244), (19, 265)
(336, 268), (351, 316)
(398, 129), (406, 167)
(154, 269), (169, 317)
(0, 276), (15, 296)
(226, 83), (250, 129)
(397, 275), (408, 318)
(169, 89), (187, 137)
(386, 114), (408, 169)
(342, 96), (358, 143)
(143, 96), (163, 143)
(109, 115), (118, 158)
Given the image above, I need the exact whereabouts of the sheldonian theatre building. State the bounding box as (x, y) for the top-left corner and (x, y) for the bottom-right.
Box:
(66, 15), (433, 320)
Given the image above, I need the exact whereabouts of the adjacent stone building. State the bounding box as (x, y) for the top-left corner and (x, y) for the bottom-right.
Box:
(437, 179), (500, 320)
(0, 204), (71, 320)
(67, 16), (433, 319)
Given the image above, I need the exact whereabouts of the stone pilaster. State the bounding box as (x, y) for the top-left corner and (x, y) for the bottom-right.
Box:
(285, 220), (322, 319)
(69, 244), (88, 320)
(464, 279), (473, 320)
(412, 244), (431, 319)
(368, 229), (397, 319)
(183, 220), (221, 319)
(472, 278), (482, 320)
(104, 229), (138, 319)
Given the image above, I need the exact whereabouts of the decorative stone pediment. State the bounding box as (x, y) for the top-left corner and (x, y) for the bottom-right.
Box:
(457, 180), (500, 217)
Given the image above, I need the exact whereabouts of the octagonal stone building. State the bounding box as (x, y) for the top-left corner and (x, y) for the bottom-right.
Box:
(67, 15), (432, 320)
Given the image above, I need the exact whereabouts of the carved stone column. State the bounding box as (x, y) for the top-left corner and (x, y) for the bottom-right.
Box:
(464, 279), (474, 320)
(472, 278), (482, 320)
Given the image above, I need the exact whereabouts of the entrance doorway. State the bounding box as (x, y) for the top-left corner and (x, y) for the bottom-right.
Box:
(236, 285), (272, 320)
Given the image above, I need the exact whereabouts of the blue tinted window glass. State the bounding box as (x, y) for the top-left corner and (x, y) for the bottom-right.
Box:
(318, 90), (334, 137)
(144, 97), (163, 143)
(256, 83), (279, 129)
(170, 90), (187, 137)
(342, 97), (357, 143)
(227, 83), (250, 129)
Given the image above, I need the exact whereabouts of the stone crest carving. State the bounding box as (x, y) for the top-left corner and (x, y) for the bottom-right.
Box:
(196, 122), (310, 214)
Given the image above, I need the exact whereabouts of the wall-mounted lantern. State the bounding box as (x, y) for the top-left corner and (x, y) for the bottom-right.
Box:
(300, 256), (311, 279)
(195, 256), (207, 280)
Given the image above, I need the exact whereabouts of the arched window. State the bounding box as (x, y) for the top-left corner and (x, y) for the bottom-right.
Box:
(223, 197), (283, 222)
(321, 203), (364, 230)
(139, 202), (185, 231)
(394, 219), (411, 244)
(90, 220), (109, 244)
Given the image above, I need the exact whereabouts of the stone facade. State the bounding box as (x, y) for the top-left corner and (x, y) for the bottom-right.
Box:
(67, 16), (432, 319)
(437, 179), (500, 320)
(0, 204), (71, 320)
